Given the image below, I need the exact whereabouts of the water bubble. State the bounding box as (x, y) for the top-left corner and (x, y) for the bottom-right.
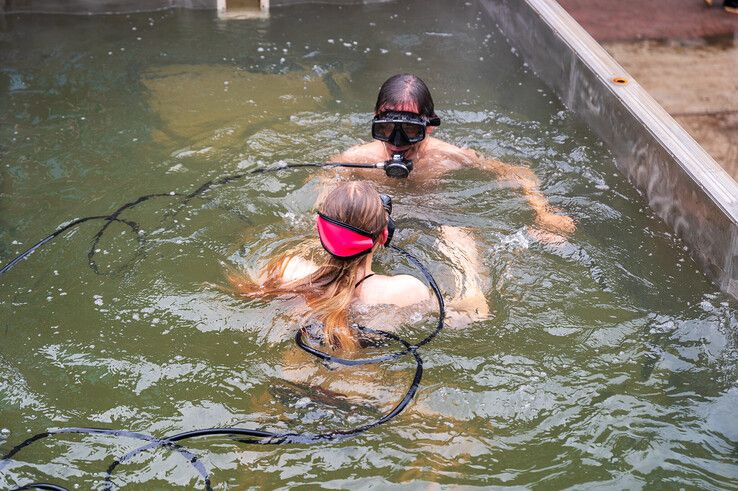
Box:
(295, 397), (311, 408)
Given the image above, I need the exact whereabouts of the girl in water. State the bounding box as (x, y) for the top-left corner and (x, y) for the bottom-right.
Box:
(228, 180), (429, 351)
(227, 181), (485, 444)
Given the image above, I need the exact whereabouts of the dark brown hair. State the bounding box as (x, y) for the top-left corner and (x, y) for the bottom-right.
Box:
(374, 73), (437, 118)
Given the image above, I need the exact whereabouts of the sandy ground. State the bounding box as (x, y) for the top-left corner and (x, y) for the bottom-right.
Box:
(604, 39), (738, 176)
(558, 0), (738, 179)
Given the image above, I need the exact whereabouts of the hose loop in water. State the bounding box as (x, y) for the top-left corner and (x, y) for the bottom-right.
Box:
(0, 162), (445, 490)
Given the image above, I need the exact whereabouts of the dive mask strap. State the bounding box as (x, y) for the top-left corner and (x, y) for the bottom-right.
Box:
(380, 194), (394, 247)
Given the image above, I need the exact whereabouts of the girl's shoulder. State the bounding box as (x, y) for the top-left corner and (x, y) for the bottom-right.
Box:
(279, 256), (319, 283)
(357, 274), (430, 307)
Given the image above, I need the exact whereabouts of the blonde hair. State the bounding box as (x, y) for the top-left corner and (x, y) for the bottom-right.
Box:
(229, 181), (388, 351)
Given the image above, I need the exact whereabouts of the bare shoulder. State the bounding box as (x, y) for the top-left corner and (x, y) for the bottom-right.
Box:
(359, 274), (430, 307)
(433, 141), (506, 173)
(392, 275), (431, 305)
(280, 256), (319, 283)
(331, 141), (384, 163)
(421, 138), (476, 169)
(426, 137), (473, 157)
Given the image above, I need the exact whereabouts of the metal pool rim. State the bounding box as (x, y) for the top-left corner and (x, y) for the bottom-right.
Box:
(480, 0), (738, 300)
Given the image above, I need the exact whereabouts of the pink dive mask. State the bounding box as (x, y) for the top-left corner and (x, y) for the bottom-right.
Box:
(316, 212), (388, 259)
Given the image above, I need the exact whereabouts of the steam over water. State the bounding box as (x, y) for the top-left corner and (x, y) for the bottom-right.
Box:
(1, 0), (737, 488)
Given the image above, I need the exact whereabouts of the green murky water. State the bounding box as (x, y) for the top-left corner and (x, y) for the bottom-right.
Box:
(1, 1), (737, 489)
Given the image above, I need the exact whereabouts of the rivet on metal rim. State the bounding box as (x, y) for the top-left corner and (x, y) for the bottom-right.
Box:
(611, 77), (629, 86)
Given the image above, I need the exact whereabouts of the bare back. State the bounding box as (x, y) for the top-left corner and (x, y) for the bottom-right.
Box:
(278, 256), (430, 308)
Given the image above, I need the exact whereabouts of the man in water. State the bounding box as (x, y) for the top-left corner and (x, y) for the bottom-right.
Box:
(332, 73), (576, 238)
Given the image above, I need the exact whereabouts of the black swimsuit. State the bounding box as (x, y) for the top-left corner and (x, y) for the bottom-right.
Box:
(354, 273), (375, 289)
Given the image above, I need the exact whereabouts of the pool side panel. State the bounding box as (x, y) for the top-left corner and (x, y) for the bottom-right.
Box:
(0, 0), (389, 14)
(480, 0), (738, 298)
(1, 0), (216, 14)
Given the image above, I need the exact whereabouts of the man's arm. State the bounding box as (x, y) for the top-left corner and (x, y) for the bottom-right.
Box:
(470, 151), (576, 238)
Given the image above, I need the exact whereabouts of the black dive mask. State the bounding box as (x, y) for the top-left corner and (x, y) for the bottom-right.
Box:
(371, 111), (441, 147)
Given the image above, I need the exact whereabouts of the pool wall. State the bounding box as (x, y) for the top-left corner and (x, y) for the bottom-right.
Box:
(480, 0), (738, 299)
(0, 0), (387, 14)
(3, 0), (738, 299)
(0, 0), (214, 14)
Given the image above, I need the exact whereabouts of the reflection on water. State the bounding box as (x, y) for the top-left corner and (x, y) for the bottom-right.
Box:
(1, 0), (737, 489)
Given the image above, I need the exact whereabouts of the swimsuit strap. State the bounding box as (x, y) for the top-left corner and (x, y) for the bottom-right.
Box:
(354, 273), (375, 289)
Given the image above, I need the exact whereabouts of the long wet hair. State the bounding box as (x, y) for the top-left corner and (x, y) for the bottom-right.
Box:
(374, 73), (438, 119)
(229, 181), (388, 351)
